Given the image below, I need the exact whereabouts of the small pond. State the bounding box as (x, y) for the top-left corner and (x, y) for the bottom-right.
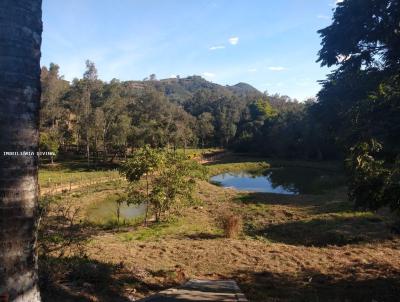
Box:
(87, 197), (146, 222)
(210, 166), (344, 195)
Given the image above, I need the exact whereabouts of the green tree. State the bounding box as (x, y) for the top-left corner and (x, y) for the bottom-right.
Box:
(317, 0), (400, 70)
(214, 96), (242, 147)
(39, 131), (59, 164)
(346, 139), (400, 212)
(99, 80), (129, 159)
(120, 147), (206, 223)
(317, 0), (400, 213)
(40, 63), (68, 130)
(196, 112), (215, 148)
(120, 145), (164, 225)
(249, 98), (277, 121)
(93, 107), (105, 162)
(67, 60), (102, 165)
(151, 152), (207, 221)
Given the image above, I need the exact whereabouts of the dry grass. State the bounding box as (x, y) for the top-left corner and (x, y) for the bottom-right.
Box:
(39, 160), (400, 302)
(220, 214), (243, 238)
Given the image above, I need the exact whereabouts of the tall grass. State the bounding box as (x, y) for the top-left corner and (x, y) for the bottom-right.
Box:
(221, 214), (243, 238)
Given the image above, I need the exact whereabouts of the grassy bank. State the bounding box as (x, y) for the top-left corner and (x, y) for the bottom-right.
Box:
(207, 161), (270, 176)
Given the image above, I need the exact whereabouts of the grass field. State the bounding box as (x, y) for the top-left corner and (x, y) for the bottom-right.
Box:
(39, 161), (120, 188)
(39, 155), (400, 302)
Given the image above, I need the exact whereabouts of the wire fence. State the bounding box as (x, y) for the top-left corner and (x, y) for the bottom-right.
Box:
(39, 172), (125, 196)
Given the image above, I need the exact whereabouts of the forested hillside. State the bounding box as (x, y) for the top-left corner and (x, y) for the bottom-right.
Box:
(40, 62), (338, 163)
(40, 0), (400, 214)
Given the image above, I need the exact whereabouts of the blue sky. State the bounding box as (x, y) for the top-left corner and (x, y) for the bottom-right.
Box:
(42, 0), (341, 101)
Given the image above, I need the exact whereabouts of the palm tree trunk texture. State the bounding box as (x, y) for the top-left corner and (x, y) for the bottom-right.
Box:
(0, 1), (42, 301)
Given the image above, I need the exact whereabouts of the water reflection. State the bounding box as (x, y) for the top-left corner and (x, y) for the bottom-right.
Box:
(210, 166), (344, 195)
(87, 199), (146, 222)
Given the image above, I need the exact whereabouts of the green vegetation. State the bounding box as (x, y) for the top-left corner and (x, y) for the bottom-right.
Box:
(39, 131), (59, 164)
(346, 139), (400, 211)
(176, 147), (221, 159)
(315, 0), (400, 213)
(207, 161), (269, 176)
(38, 0), (399, 217)
(120, 146), (207, 222)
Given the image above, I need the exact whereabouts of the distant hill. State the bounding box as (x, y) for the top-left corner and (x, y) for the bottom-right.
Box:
(226, 82), (263, 97)
(124, 75), (263, 104)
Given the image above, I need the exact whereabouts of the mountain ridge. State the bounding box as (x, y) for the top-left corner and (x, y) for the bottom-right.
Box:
(123, 75), (264, 104)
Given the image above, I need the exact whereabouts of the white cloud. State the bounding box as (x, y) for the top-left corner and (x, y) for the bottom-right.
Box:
(330, 0), (343, 7)
(317, 14), (330, 20)
(202, 72), (215, 78)
(228, 37), (239, 45)
(209, 45), (225, 50)
(268, 66), (286, 71)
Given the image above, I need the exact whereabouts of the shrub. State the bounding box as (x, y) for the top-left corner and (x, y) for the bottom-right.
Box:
(221, 214), (242, 238)
(346, 139), (400, 213)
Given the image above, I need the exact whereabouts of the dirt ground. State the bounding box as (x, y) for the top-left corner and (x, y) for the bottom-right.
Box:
(40, 168), (400, 302)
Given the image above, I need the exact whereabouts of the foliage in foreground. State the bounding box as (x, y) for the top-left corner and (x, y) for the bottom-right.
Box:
(317, 0), (400, 213)
(346, 140), (400, 213)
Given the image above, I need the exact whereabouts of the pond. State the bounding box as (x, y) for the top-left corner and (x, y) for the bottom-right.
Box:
(210, 166), (344, 195)
(87, 196), (146, 223)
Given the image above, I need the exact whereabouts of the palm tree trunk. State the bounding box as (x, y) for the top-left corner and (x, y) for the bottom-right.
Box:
(0, 1), (42, 301)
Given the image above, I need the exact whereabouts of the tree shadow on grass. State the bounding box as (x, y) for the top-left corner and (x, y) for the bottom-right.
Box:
(235, 192), (320, 207)
(40, 158), (119, 173)
(185, 232), (224, 240)
(235, 264), (400, 302)
(235, 191), (373, 217)
(248, 215), (393, 247)
(40, 256), (161, 302)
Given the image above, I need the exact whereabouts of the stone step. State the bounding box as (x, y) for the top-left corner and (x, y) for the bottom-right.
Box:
(138, 279), (248, 302)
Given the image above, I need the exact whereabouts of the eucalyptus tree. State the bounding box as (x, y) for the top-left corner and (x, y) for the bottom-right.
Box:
(81, 60), (99, 165)
(40, 63), (68, 130)
(0, 0), (42, 301)
(196, 112), (215, 148)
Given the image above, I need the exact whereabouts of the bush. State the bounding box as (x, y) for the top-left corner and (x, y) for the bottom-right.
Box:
(346, 139), (400, 213)
(221, 214), (242, 238)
